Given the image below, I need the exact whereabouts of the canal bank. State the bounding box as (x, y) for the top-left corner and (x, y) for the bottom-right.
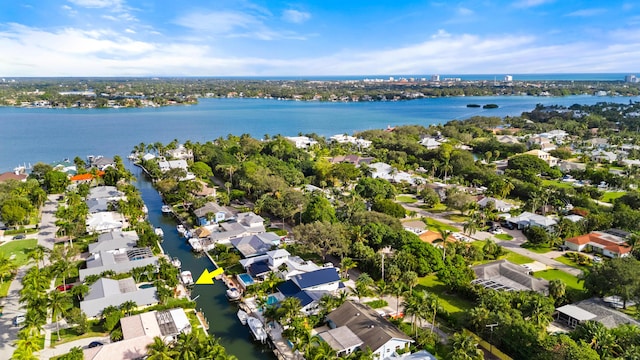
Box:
(131, 164), (275, 359)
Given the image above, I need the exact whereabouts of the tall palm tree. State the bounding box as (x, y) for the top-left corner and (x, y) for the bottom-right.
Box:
(401, 271), (419, 294)
(120, 300), (138, 317)
(340, 257), (357, 279)
(448, 332), (484, 360)
(0, 252), (17, 285)
(434, 229), (453, 262)
(49, 290), (72, 341)
(26, 245), (50, 270)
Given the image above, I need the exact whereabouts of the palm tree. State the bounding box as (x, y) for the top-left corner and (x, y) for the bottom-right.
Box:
(434, 229), (453, 262)
(423, 291), (441, 334)
(278, 297), (303, 324)
(147, 336), (176, 360)
(69, 283), (89, 301)
(340, 257), (357, 279)
(448, 332), (484, 360)
(0, 252), (17, 285)
(401, 271), (419, 294)
(48, 290), (72, 341)
(22, 310), (46, 337)
(26, 245), (50, 270)
(402, 294), (421, 336)
(215, 164), (238, 184)
(120, 300), (138, 317)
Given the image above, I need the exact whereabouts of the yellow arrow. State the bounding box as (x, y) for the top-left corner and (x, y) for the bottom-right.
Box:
(195, 267), (224, 285)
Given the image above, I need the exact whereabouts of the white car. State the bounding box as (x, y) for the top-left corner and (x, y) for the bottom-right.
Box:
(491, 228), (504, 234)
(13, 315), (25, 326)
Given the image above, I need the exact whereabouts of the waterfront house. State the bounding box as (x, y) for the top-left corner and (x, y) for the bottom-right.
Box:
(88, 230), (138, 253)
(230, 232), (281, 258)
(564, 230), (631, 258)
(554, 297), (640, 329)
(286, 136), (319, 149)
(80, 277), (157, 318)
(0, 172), (28, 183)
(472, 260), (549, 294)
(165, 144), (194, 161)
(79, 247), (158, 280)
(188, 212), (266, 251)
(86, 211), (126, 233)
(87, 186), (126, 202)
(330, 134), (372, 148)
(86, 198), (111, 213)
(318, 326), (363, 356)
(239, 249), (321, 281)
(275, 267), (343, 315)
(321, 301), (413, 359)
(89, 156), (116, 171)
(157, 159), (196, 180)
(84, 308), (190, 359)
(193, 202), (235, 225)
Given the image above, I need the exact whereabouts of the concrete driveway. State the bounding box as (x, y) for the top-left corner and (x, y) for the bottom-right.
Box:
(38, 195), (61, 251)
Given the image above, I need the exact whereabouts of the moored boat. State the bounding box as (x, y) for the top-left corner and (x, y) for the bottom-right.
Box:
(177, 224), (186, 235)
(180, 271), (194, 286)
(226, 287), (241, 301)
(161, 205), (172, 214)
(247, 316), (268, 343)
(154, 227), (164, 238)
(237, 309), (248, 325)
(171, 257), (182, 269)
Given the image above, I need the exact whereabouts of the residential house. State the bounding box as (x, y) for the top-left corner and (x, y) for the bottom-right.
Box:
(286, 136), (319, 149)
(472, 260), (549, 294)
(273, 267), (343, 315)
(586, 138), (610, 149)
(554, 297), (640, 329)
(0, 172), (28, 182)
(369, 162), (417, 184)
(86, 212), (126, 233)
(523, 149), (559, 167)
(193, 202), (234, 225)
(477, 196), (516, 212)
(80, 247), (158, 280)
(88, 230), (138, 254)
(419, 230), (456, 245)
(157, 160), (196, 181)
(564, 230), (631, 258)
(330, 134), (372, 148)
(527, 136), (557, 151)
(559, 160), (586, 173)
(188, 212), (266, 251)
(321, 301), (413, 359)
(84, 308), (190, 359)
(51, 160), (77, 174)
(165, 144), (194, 161)
(590, 149), (618, 163)
(87, 186), (125, 202)
(80, 277), (157, 318)
(540, 130), (568, 142)
(506, 211), (556, 230)
(496, 135), (521, 144)
(328, 155), (374, 167)
(89, 156), (116, 171)
(418, 137), (443, 150)
(239, 249), (321, 281)
(402, 220), (427, 235)
(622, 159), (640, 167)
(70, 173), (102, 185)
(230, 232), (281, 258)
(318, 326), (363, 357)
(86, 198), (111, 213)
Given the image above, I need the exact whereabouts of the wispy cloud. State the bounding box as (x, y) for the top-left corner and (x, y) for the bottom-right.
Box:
(457, 7), (474, 16)
(67, 0), (123, 9)
(513, 0), (554, 8)
(282, 9), (311, 24)
(567, 8), (607, 17)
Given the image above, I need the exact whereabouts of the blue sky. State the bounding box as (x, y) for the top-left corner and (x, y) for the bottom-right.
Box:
(1, 0), (639, 76)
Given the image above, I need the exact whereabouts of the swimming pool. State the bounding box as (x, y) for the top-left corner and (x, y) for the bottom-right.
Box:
(237, 273), (255, 287)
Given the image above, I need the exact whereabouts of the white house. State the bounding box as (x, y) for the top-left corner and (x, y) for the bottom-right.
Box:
(524, 150), (558, 167)
(286, 136), (318, 149)
(477, 196), (516, 212)
(564, 230), (631, 258)
(330, 134), (372, 148)
(157, 160), (195, 180)
(86, 212), (126, 233)
(506, 211), (557, 230)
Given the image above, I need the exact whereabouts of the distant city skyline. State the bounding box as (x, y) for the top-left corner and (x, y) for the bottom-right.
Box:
(1, 1), (639, 77)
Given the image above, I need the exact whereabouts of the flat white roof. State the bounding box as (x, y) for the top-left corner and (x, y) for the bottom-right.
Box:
(556, 305), (597, 321)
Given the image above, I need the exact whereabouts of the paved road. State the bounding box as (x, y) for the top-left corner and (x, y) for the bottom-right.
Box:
(38, 194), (61, 251)
(38, 335), (111, 360)
(0, 267), (28, 360)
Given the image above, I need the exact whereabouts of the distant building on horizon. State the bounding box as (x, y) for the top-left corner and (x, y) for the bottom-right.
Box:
(430, 74), (440, 82)
(504, 75), (513, 82)
(625, 74), (637, 83)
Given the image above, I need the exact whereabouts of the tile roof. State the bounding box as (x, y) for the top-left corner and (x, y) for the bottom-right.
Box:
(566, 232), (630, 255)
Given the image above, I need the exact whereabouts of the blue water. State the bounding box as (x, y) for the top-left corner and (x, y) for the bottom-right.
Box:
(0, 94), (638, 172)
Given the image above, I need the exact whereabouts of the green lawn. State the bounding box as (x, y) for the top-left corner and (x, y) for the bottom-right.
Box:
(51, 329), (107, 346)
(541, 179), (574, 189)
(494, 234), (513, 241)
(521, 243), (553, 254)
(423, 218), (459, 232)
(532, 269), (584, 290)
(396, 195), (417, 203)
(444, 214), (469, 223)
(501, 250), (534, 265)
(416, 275), (475, 324)
(601, 191), (626, 203)
(420, 203), (448, 213)
(0, 239), (38, 267)
(553, 254), (591, 273)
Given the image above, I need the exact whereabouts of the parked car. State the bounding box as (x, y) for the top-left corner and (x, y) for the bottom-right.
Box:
(12, 234), (26, 240)
(500, 221), (515, 230)
(491, 227), (504, 234)
(13, 315), (25, 326)
(593, 256), (602, 263)
(88, 341), (103, 348)
(56, 284), (73, 292)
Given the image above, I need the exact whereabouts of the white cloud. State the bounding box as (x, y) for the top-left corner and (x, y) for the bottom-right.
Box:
(513, 0), (554, 8)
(67, 0), (123, 9)
(457, 7), (474, 16)
(282, 9), (311, 24)
(567, 8), (607, 17)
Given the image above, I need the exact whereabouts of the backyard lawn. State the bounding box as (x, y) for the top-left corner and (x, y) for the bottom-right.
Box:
(501, 250), (535, 265)
(553, 254), (591, 273)
(444, 214), (469, 223)
(0, 239), (38, 267)
(416, 274), (475, 324)
(532, 269), (584, 291)
(522, 243), (553, 254)
(396, 195), (417, 203)
(601, 191), (626, 203)
(494, 234), (513, 241)
(423, 218), (459, 233)
(541, 179), (574, 189)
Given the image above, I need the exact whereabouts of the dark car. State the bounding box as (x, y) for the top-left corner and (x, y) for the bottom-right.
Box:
(56, 284), (73, 292)
(12, 234), (26, 240)
(88, 341), (103, 348)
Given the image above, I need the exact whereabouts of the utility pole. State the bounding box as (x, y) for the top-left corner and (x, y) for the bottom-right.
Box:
(486, 323), (499, 356)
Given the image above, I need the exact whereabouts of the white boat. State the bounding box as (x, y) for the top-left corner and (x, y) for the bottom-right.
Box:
(247, 316), (268, 343)
(142, 205), (148, 214)
(180, 271), (194, 286)
(154, 227), (164, 237)
(161, 205), (172, 214)
(171, 257), (181, 269)
(237, 309), (248, 325)
(226, 287), (241, 301)
(177, 224), (186, 235)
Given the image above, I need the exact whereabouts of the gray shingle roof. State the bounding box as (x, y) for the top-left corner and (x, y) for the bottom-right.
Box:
(472, 260), (549, 294)
(81, 278), (157, 317)
(326, 301), (412, 353)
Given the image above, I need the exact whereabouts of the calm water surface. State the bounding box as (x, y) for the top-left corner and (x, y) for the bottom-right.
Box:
(0, 95), (638, 172)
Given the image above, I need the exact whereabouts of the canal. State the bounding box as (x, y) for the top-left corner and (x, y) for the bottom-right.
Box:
(131, 165), (275, 359)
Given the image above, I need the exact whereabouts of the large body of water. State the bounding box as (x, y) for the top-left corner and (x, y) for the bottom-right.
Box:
(0, 94), (638, 172)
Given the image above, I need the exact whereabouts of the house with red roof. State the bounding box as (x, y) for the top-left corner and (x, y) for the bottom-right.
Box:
(564, 229), (632, 258)
(0, 172), (27, 182)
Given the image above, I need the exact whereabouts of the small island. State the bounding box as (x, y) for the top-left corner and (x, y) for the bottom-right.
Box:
(466, 104), (481, 108)
(483, 103), (499, 109)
